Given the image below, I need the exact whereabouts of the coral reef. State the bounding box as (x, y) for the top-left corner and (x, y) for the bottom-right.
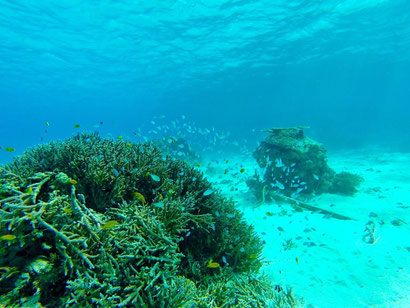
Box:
(248, 127), (363, 201)
(0, 133), (299, 307)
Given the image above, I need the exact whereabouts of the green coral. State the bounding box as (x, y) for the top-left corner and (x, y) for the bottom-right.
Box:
(0, 133), (297, 307)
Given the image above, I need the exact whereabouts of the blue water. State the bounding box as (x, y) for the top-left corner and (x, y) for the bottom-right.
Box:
(1, 0), (410, 162)
(1, 1), (410, 306)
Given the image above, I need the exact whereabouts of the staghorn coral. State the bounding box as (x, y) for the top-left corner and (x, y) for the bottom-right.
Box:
(0, 133), (300, 307)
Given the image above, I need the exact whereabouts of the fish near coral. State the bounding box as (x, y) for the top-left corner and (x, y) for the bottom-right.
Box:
(63, 207), (72, 214)
(25, 187), (33, 194)
(150, 174), (160, 182)
(1, 234), (16, 241)
(207, 260), (220, 268)
(101, 220), (118, 230)
(132, 192), (146, 203)
(203, 188), (214, 196)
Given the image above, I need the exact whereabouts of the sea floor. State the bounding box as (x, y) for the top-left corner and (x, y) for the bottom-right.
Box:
(202, 148), (410, 308)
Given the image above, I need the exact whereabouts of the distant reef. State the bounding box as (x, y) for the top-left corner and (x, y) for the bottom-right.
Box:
(0, 133), (301, 307)
(248, 126), (363, 201)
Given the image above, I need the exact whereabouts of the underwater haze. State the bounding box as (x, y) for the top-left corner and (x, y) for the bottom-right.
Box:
(0, 0), (409, 157)
(1, 0), (410, 307)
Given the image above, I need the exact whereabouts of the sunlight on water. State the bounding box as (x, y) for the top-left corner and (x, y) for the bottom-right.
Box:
(0, 1), (409, 307)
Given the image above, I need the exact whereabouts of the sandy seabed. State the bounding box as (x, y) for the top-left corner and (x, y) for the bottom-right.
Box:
(204, 148), (410, 308)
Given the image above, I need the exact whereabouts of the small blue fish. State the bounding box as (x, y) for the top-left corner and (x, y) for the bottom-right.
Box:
(275, 181), (285, 190)
(150, 174), (160, 182)
(113, 168), (119, 177)
(153, 201), (164, 208)
(203, 189), (214, 196)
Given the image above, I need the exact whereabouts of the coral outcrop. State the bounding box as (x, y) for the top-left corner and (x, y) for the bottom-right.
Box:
(247, 127), (363, 201)
(0, 133), (299, 307)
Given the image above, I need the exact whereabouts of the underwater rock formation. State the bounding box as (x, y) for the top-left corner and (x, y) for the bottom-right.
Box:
(0, 133), (300, 307)
(248, 126), (362, 200)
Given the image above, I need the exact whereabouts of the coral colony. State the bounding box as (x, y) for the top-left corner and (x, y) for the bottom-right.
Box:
(0, 133), (302, 307)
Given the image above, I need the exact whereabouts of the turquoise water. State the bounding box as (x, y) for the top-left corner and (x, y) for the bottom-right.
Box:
(1, 1), (410, 307)
(1, 0), (410, 156)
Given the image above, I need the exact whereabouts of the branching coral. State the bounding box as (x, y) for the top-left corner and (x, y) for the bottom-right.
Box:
(0, 133), (295, 307)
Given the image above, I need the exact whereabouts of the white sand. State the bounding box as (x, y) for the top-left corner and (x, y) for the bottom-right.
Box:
(203, 149), (410, 308)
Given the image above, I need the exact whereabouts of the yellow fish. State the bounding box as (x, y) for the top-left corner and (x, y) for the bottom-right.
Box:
(240, 168), (245, 173)
(296, 257), (299, 263)
(1, 234), (16, 241)
(195, 163), (200, 167)
(249, 254), (257, 259)
(26, 187), (33, 194)
(5, 147), (14, 152)
(101, 220), (118, 230)
(158, 193), (163, 200)
(126, 142), (132, 146)
(132, 192), (146, 203)
(70, 179), (77, 185)
(63, 207), (72, 214)
(74, 124), (80, 128)
(207, 259), (220, 268)
(45, 122), (50, 126)
(118, 136), (123, 140)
